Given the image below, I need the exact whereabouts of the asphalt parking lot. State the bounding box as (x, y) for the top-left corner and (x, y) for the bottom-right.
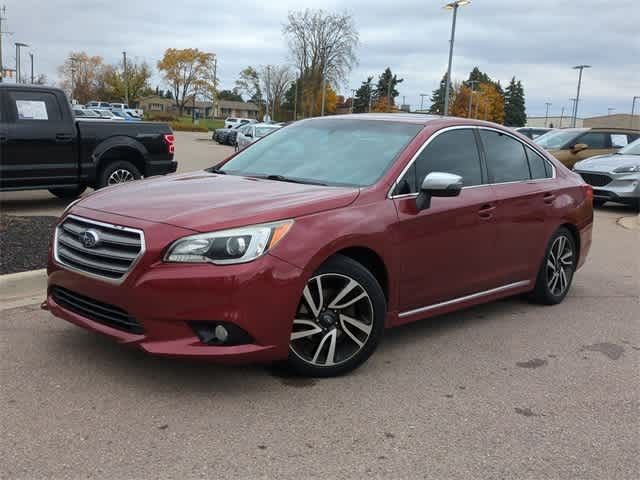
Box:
(1, 133), (639, 479)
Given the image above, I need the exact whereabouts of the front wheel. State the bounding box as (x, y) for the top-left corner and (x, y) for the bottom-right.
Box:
(96, 161), (141, 189)
(287, 255), (386, 377)
(530, 227), (576, 305)
(48, 186), (86, 199)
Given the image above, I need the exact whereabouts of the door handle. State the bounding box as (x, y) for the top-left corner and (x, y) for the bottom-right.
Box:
(543, 193), (556, 204)
(478, 203), (496, 219)
(55, 133), (73, 143)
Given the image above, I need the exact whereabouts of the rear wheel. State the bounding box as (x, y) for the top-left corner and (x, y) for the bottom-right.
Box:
(97, 161), (141, 189)
(48, 185), (86, 199)
(287, 255), (386, 377)
(530, 227), (576, 305)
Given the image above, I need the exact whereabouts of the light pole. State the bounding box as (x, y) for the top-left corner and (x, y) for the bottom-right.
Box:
(29, 52), (33, 83)
(559, 106), (565, 128)
(350, 88), (356, 114)
(632, 96), (639, 129)
(569, 98), (576, 126)
(467, 80), (478, 117)
(294, 80), (300, 120)
(607, 108), (615, 116)
(320, 69), (326, 116)
(419, 93), (427, 112)
(442, 0), (471, 116)
(15, 42), (28, 83)
(122, 51), (128, 106)
(544, 102), (552, 127)
(572, 64), (591, 127)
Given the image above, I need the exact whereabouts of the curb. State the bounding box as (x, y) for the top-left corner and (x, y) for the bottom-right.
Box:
(0, 269), (47, 311)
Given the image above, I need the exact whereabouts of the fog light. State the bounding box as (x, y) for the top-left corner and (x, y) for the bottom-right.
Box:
(214, 325), (229, 342)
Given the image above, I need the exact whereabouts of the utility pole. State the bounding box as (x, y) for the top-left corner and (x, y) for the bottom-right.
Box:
(294, 80), (299, 120)
(0, 5), (10, 83)
(386, 75), (393, 112)
(368, 83), (372, 113)
(467, 80), (478, 117)
(15, 42), (28, 84)
(544, 102), (552, 127)
(265, 65), (270, 121)
(29, 52), (33, 83)
(70, 58), (76, 104)
(350, 88), (356, 114)
(559, 106), (565, 128)
(320, 68), (326, 116)
(572, 64), (591, 127)
(419, 93), (427, 112)
(632, 96), (639, 129)
(122, 51), (128, 106)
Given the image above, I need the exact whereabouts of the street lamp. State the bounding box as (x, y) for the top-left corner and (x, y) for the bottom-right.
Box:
(442, 0), (471, 116)
(544, 102), (552, 127)
(15, 42), (28, 84)
(632, 96), (639, 129)
(572, 64), (591, 127)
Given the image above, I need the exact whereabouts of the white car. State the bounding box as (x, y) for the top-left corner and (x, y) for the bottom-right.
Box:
(109, 103), (129, 110)
(86, 101), (111, 109)
(224, 117), (257, 129)
(92, 109), (124, 120)
(235, 123), (282, 150)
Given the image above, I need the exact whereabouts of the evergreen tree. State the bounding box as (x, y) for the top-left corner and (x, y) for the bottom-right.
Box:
(466, 66), (491, 85)
(218, 89), (244, 102)
(164, 90), (174, 99)
(375, 67), (403, 106)
(353, 76), (374, 113)
(428, 73), (451, 114)
(504, 77), (526, 126)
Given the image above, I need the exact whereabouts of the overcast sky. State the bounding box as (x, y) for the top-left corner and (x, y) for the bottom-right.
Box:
(5, 0), (639, 117)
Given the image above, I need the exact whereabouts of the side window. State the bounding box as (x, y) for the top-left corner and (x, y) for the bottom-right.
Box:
(610, 134), (628, 148)
(480, 130), (531, 183)
(8, 91), (62, 122)
(578, 132), (608, 149)
(525, 146), (552, 179)
(414, 129), (483, 188)
(393, 163), (417, 196)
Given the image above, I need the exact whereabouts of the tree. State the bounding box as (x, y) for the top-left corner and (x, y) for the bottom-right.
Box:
(504, 77), (526, 126)
(428, 73), (451, 114)
(375, 67), (403, 111)
(283, 9), (359, 117)
(219, 89), (244, 102)
(58, 51), (105, 104)
(451, 82), (504, 123)
(157, 48), (217, 115)
(101, 59), (152, 104)
(235, 66), (262, 104)
(353, 76), (374, 113)
(261, 64), (294, 119)
(33, 74), (48, 85)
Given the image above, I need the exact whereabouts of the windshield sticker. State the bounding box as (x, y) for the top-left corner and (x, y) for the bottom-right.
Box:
(16, 100), (49, 120)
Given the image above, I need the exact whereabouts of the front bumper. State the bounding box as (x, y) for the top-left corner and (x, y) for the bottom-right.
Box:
(46, 208), (305, 364)
(575, 169), (640, 202)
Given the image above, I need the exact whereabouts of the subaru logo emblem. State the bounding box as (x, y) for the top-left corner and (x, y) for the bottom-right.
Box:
(80, 229), (100, 249)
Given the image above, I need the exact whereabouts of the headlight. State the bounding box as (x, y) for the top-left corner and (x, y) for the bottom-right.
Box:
(164, 220), (293, 264)
(613, 164), (640, 173)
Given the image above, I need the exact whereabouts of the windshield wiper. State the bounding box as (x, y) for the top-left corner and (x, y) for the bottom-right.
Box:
(263, 174), (328, 186)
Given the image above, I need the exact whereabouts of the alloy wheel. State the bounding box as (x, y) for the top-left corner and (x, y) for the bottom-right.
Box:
(546, 235), (574, 296)
(107, 169), (135, 185)
(290, 273), (374, 367)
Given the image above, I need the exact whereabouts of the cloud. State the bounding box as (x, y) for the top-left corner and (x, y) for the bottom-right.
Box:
(6, 0), (638, 117)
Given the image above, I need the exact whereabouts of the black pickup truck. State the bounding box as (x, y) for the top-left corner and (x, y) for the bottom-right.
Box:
(0, 84), (177, 199)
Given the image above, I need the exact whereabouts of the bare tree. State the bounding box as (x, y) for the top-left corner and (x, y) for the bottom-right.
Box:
(283, 9), (358, 116)
(260, 64), (293, 119)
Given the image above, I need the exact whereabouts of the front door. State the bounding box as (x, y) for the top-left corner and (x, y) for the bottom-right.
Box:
(1, 88), (77, 190)
(391, 128), (500, 315)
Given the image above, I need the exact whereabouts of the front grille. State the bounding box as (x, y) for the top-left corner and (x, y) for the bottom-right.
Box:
(579, 172), (612, 187)
(55, 215), (144, 282)
(52, 287), (143, 334)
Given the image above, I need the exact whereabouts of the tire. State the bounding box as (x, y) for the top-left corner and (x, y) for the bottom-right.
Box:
(530, 227), (577, 305)
(593, 198), (606, 208)
(96, 161), (141, 189)
(287, 255), (386, 377)
(628, 198), (640, 213)
(48, 185), (86, 199)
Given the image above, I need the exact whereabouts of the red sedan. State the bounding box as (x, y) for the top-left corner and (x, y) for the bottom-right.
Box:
(46, 114), (593, 377)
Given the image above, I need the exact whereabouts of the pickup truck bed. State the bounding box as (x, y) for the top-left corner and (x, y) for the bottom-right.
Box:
(0, 84), (176, 198)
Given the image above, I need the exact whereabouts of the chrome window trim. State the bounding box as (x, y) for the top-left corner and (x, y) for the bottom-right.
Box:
(53, 214), (146, 285)
(398, 280), (531, 319)
(387, 125), (557, 199)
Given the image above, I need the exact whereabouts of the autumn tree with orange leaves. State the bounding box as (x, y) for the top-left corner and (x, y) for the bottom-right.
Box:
(451, 82), (504, 124)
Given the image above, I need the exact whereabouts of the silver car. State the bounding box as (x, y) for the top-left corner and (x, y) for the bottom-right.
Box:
(573, 137), (640, 211)
(235, 123), (282, 151)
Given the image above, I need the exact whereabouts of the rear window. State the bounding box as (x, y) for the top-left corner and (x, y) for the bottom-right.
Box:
(9, 91), (62, 122)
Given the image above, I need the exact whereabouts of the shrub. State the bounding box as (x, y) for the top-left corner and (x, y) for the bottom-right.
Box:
(146, 112), (177, 121)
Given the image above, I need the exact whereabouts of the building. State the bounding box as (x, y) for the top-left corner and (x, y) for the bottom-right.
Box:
(583, 114), (639, 130)
(138, 96), (260, 119)
(138, 95), (175, 114)
(526, 115), (582, 129)
(216, 100), (259, 119)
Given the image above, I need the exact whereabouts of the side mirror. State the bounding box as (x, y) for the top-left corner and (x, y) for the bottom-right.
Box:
(572, 143), (589, 153)
(416, 172), (463, 211)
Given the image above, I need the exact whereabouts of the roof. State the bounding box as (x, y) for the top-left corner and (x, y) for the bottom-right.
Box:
(0, 83), (63, 92)
(219, 100), (259, 111)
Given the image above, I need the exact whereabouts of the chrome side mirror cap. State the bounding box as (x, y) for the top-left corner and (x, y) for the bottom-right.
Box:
(416, 172), (464, 210)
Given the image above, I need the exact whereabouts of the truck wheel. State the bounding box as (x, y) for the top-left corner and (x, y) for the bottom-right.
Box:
(48, 186), (86, 200)
(97, 161), (141, 189)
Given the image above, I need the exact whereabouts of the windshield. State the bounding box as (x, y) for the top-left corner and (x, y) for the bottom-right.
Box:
(219, 118), (422, 187)
(618, 138), (640, 155)
(535, 129), (584, 149)
(255, 126), (279, 137)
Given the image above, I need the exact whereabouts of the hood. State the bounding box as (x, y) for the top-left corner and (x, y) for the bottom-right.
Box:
(78, 171), (360, 232)
(574, 154), (640, 172)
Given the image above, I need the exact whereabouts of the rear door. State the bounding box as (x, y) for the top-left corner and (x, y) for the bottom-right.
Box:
(1, 88), (78, 190)
(478, 129), (554, 286)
